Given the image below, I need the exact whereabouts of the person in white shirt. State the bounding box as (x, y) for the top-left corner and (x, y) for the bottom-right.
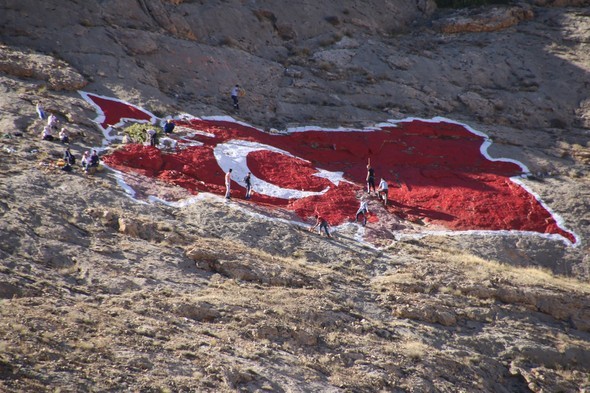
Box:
(225, 169), (232, 199)
(355, 199), (370, 226)
(47, 113), (58, 130)
(36, 103), (46, 120)
(377, 178), (389, 206)
(81, 151), (90, 171)
(59, 128), (69, 144)
(146, 129), (157, 147)
(41, 125), (54, 141)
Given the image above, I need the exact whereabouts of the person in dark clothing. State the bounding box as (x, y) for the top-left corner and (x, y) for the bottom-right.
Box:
(146, 129), (157, 147)
(231, 84), (241, 110)
(89, 150), (100, 168)
(63, 147), (76, 166)
(366, 159), (376, 194)
(244, 172), (252, 199)
(163, 119), (175, 135)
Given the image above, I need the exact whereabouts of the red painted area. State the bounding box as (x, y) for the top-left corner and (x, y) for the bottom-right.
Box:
(84, 93), (154, 129)
(248, 150), (331, 192)
(92, 96), (576, 244)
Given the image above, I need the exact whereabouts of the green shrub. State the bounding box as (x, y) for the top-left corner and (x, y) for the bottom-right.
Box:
(123, 123), (162, 143)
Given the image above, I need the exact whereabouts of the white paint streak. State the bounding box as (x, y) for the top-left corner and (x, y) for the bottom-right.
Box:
(213, 139), (332, 200)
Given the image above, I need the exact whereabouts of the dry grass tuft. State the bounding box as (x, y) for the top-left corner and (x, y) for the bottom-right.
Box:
(400, 340), (431, 360)
(435, 250), (590, 294)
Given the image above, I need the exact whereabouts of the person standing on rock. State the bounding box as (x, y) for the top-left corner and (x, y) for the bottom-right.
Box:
(231, 84), (243, 111)
(310, 214), (332, 238)
(355, 198), (370, 226)
(47, 113), (58, 130)
(146, 128), (157, 147)
(225, 168), (232, 200)
(377, 178), (389, 206)
(244, 171), (252, 200)
(36, 103), (46, 120)
(366, 159), (376, 195)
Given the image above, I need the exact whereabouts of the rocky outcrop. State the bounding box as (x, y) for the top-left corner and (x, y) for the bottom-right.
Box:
(0, 45), (87, 91)
(435, 5), (534, 33)
(137, 0), (196, 41)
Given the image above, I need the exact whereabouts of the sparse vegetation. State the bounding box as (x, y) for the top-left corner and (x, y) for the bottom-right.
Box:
(437, 250), (590, 293)
(123, 122), (162, 143)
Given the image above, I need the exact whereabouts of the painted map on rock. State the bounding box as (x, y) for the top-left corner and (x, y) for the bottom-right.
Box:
(79, 92), (578, 246)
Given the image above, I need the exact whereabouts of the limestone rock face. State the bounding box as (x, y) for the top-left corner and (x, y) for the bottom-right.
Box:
(137, 0), (197, 41)
(0, 45), (87, 91)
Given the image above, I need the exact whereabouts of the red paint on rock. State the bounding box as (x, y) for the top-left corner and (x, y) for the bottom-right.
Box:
(94, 97), (575, 244)
(84, 93), (154, 129)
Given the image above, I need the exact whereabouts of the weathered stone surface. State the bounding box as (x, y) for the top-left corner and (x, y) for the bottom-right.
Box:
(138, 0), (196, 40)
(0, 45), (87, 91)
(435, 5), (534, 34)
(175, 302), (221, 321)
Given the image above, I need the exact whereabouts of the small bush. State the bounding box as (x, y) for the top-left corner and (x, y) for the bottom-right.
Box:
(123, 123), (162, 143)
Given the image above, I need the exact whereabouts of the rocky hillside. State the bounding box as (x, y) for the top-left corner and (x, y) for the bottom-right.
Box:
(1, 0), (590, 392)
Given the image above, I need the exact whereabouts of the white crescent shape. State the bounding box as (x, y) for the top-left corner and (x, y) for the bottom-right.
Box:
(213, 139), (345, 200)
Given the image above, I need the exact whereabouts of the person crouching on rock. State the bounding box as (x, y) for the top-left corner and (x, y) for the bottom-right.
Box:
(89, 149), (100, 168)
(41, 125), (54, 141)
(377, 178), (389, 206)
(355, 198), (370, 226)
(59, 127), (70, 144)
(310, 214), (332, 238)
(81, 151), (90, 172)
(146, 128), (157, 147)
(63, 147), (76, 166)
(163, 119), (175, 135)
